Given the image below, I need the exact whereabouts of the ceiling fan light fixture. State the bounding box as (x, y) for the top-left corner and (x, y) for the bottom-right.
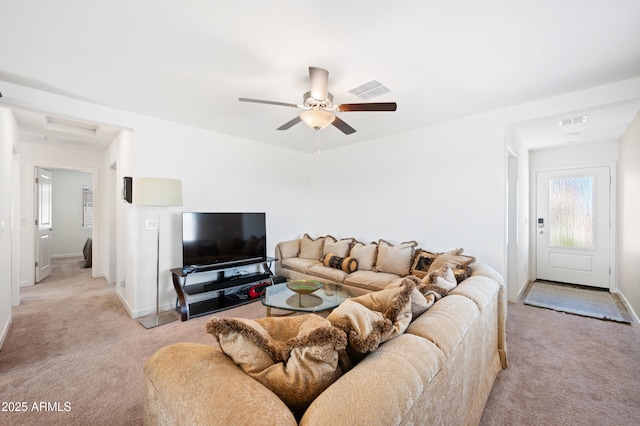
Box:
(300, 109), (334, 130)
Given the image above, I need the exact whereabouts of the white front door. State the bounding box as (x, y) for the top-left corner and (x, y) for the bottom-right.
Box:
(35, 167), (53, 283)
(536, 166), (611, 288)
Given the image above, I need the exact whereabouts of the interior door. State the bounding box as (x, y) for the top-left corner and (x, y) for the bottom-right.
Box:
(35, 167), (53, 283)
(536, 166), (611, 288)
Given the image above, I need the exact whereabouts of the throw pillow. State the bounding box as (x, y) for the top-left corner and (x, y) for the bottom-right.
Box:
(412, 265), (456, 310)
(321, 253), (358, 273)
(421, 264), (458, 292)
(349, 241), (378, 271)
(385, 275), (433, 319)
(427, 248), (476, 275)
(410, 249), (440, 278)
(323, 235), (355, 258)
(299, 234), (326, 260)
(373, 239), (418, 276)
(327, 278), (415, 357)
(206, 314), (348, 417)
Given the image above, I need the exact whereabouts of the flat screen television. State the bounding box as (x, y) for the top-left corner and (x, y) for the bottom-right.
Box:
(182, 212), (266, 272)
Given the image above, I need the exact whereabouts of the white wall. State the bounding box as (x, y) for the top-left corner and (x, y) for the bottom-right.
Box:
(0, 107), (19, 349)
(529, 141), (618, 170)
(505, 127), (530, 302)
(309, 113), (506, 271)
(129, 118), (314, 316)
(618, 111), (640, 320)
(49, 169), (93, 257)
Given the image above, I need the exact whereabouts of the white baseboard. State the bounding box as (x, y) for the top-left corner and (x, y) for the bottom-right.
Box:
(515, 279), (531, 302)
(51, 253), (83, 258)
(614, 289), (640, 323)
(0, 316), (11, 350)
(115, 291), (174, 320)
(115, 291), (134, 318)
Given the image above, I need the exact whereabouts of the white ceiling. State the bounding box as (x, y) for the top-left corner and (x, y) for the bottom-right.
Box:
(1, 0), (640, 152)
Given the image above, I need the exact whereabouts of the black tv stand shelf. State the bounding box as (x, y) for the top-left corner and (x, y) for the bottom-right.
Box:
(170, 257), (277, 321)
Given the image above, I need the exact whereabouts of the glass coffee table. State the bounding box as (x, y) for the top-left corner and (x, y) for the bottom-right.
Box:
(261, 280), (350, 317)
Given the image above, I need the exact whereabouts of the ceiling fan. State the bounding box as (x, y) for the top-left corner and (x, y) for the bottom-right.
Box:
(239, 66), (397, 135)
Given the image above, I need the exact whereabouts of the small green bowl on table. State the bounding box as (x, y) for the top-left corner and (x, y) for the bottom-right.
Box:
(286, 280), (323, 295)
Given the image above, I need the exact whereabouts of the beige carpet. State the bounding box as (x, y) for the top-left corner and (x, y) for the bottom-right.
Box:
(0, 257), (268, 425)
(480, 297), (640, 425)
(2, 257), (639, 425)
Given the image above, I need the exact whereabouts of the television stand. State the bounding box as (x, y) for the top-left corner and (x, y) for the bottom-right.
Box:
(170, 257), (278, 321)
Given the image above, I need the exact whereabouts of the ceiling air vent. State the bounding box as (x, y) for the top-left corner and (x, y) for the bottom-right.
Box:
(558, 115), (587, 126)
(348, 80), (391, 100)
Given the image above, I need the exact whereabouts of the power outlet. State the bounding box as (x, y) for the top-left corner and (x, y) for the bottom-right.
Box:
(120, 280), (126, 287)
(145, 220), (157, 230)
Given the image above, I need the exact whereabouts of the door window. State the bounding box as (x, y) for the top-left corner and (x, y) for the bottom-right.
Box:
(549, 176), (594, 249)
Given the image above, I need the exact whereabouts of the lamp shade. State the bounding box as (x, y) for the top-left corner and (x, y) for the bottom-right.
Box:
(300, 109), (335, 130)
(135, 178), (183, 206)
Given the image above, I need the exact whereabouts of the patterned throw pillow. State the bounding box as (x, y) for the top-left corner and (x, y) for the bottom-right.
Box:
(321, 253), (358, 273)
(411, 248), (475, 283)
(410, 249), (440, 278)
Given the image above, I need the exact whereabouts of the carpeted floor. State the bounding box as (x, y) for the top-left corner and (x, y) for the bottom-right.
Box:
(2, 258), (639, 425)
(0, 257), (269, 425)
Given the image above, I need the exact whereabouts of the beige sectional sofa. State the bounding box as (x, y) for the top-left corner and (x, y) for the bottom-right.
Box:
(276, 235), (475, 296)
(143, 235), (507, 425)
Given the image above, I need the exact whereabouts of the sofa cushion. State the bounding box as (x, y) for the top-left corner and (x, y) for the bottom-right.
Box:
(299, 234), (326, 260)
(349, 241), (378, 271)
(280, 257), (321, 274)
(205, 314), (347, 417)
(143, 343), (298, 425)
(450, 275), (500, 312)
(323, 235), (354, 258)
(321, 253), (358, 273)
(405, 294), (479, 358)
(344, 270), (401, 292)
(278, 239), (300, 259)
(300, 333), (445, 426)
(307, 264), (349, 283)
(374, 239), (418, 276)
(327, 278), (414, 355)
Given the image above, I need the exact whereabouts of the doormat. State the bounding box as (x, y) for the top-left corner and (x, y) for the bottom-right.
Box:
(524, 281), (630, 324)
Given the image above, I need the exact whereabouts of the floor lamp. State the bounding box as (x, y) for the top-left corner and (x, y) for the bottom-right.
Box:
(135, 177), (183, 329)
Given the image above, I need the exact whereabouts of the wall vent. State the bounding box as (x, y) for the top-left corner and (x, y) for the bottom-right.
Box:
(558, 115), (587, 126)
(348, 80), (391, 100)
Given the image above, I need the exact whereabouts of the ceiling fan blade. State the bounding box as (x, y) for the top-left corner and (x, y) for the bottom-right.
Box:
(309, 67), (329, 100)
(276, 116), (302, 130)
(336, 102), (397, 112)
(239, 98), (299, 108)
(331, 116), (356, 135)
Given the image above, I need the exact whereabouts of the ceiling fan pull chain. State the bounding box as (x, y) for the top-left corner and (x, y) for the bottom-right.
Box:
(316, 132), (321, 164)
